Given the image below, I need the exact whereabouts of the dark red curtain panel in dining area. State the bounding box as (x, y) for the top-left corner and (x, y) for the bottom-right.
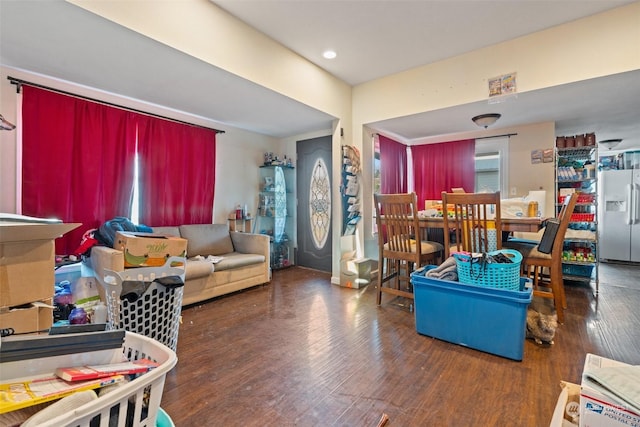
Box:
(137, 117), (216, 227)
(378, 134), (408, 194)
(21, 86), (138, 255)
(411, 139), (475, 207)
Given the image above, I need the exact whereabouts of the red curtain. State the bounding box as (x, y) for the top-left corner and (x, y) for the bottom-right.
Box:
(21, 86), (138, 254)
(137, 117), (216, 226)
(379, 134), (408, 194)
(411, 139), (475, 206)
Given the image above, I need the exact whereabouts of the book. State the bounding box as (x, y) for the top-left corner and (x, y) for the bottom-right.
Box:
(0, 374), (124, 414)
(54, 358), (159, 382)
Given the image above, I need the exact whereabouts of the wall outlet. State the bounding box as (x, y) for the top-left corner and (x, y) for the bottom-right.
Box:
(510, 187), (517, 196)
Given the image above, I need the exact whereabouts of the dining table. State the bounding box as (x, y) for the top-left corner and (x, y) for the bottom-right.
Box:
(417, 215), (547, 233)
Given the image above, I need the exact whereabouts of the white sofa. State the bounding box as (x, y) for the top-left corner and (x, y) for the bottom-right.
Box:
(87, 224), (271, 306)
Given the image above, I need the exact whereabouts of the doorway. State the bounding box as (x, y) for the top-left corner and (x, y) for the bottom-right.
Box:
(296, 135), (332, 272)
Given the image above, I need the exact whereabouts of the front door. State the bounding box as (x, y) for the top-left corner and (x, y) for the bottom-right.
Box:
(296, 136), (332, 272)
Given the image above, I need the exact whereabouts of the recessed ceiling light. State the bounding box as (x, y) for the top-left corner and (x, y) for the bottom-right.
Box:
(323, 50), (337, 59)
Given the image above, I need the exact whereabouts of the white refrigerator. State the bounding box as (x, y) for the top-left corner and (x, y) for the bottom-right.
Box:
(599, 169), (640, 262)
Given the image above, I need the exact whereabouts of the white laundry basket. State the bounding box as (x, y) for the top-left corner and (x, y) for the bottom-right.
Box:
(102, 257), (186, 352)
(2, 331), (177, 427)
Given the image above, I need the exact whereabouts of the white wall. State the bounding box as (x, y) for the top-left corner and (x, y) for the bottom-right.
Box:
(0, 67), (19, 212)
(0, 66), (279, 227)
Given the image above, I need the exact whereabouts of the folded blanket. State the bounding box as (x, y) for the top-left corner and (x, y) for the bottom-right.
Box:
(426, 256), (458, 281)
(438, 270), (459, 282)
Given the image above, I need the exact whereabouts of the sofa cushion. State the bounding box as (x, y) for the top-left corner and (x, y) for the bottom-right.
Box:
(152, 226), (181, 237)
(179, 224), (234, 257)
(184, 259), (215, 280)
(214, 252), (266, 271)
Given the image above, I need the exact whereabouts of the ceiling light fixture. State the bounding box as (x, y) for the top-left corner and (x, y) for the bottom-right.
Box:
(598, 139), (622, 150)
(322, 50), (337, 59)
(472, 113), (501, 128)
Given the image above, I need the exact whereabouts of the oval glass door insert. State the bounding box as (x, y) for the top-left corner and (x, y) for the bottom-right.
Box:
(309, 158), (331, 249)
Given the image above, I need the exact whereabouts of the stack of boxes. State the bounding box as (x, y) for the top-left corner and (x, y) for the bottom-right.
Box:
(551, 353), (640, 427)
(0, 222), (79, 334)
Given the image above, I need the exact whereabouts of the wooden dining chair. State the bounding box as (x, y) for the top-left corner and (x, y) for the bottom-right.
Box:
(507, 192), (578, 323)
(441, 191), (502, 258)
(374, 193), (443, 306)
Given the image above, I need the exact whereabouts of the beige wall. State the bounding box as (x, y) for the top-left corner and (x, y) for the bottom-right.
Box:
(353, 3), (640, 127)
(70, 0), (352, 123)
(506, 122), (556, 216)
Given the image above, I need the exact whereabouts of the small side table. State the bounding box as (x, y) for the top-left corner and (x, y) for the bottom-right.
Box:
(228, 217), (253, 233)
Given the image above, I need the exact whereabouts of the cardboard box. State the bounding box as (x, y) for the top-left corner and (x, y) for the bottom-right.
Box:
(339, 268), (367, 289)
(0, 298), (53, 334)
(580, 353), (640, 427)
(550, 381), (580, 427)
(0, 222), (80, 308)
(354, 258), (371, 282)
(114, 231), (187, 267)
(339, 259), (371, 288)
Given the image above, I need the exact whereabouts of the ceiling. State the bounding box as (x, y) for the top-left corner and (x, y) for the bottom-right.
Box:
(1, 0), (639, 150)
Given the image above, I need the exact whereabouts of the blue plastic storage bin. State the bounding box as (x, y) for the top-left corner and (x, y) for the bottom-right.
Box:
(411, 266), (532, 361)
(562, 263), (594, 278)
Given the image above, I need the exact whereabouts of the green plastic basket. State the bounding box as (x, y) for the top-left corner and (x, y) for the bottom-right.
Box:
(453, 249), (522, 290)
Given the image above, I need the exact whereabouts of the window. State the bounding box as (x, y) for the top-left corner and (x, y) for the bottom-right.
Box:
(373, 139), (381, 194)
(372, 136), (381, 234)
(131, 151), (141, 224)
(21, 84), (216, 253)
(475, 136), (509, 195)
(475, 152), (500, 192)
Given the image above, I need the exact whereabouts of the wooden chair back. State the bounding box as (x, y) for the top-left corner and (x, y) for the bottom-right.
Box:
(374, 192), (441, 306)
(552, 193), (579, 257)
(521, 192), (578, 323)
(441, 191), (502, 257)
(374, 192), (422, 264)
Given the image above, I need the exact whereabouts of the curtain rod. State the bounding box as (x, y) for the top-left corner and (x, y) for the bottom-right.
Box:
(8, 76), (225, 134)
(374, 132), (517, 141)
(475, 133), (517, 140)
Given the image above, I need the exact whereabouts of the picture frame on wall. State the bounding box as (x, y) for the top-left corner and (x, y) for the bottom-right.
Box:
(531, 149), (543, 164)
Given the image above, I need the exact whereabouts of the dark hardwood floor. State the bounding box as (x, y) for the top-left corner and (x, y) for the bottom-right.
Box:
(161, 262), (640, 426)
